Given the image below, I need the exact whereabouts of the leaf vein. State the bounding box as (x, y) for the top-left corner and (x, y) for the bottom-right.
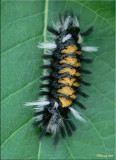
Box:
(85, 116), (108, 159)
(92, 85), (113, 103)
(37, 0), (49, 159)
(1, 78), (39, 103)
(1, 119), (31, 147)
(2, 34), (43, 55)
(1, 11), (44, 32)
(63, 140), (75, 159)
(73, 0), (114, 29)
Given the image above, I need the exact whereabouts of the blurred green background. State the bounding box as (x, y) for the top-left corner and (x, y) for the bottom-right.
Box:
(1, 0), (115, 159)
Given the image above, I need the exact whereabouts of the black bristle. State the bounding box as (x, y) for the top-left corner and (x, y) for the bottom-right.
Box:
(59, 13), (63, 25)
(47, 26), (59, 36)
(78, 90), (89, 98)
(70, 10), (74, 18)
(79, 68), (92, 74)
(67, 121), (76, 131)
(79, 79), (91, 86)
(81, 26), (93, 36)
(33, 111), (45, 117)
(40, 76), (51, 80)
(64, 11), (68, 20)
(80, 58), (93, 63)
(39, 91), (49, 96)
(42, 54), (52, 59)
(53, 129), (59, 145)
(64, 121), (72, 137)
(74, 100), (86, 109)
(40, 65), (52, 69)
(40, 84), (50, 88)
(39, 127), (47, 140)
(33, 119), (44, 127)
(60, 127), (66, 138)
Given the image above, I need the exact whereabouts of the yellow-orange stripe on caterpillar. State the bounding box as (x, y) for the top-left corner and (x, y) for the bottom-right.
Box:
(58, 44), (82, 108)
(61, 45), (82, 55)
(57, 86), (75, 96)
(58, 68), (81, 77)
(58, 77), (80, 87)
(59, 57), (81, 67)
(59, 97), (72, 108)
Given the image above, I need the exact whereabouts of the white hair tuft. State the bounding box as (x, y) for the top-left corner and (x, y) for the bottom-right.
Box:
(25, 101), (50, 106)
(69, 107), (86, 122)
(63, 16), (71, 30)
(62, 34), (72, 42)
(78, 34), (83, 44)
(73, 17), (79, 27)
(82, 46), (98, 52)
(38, 42), (56, 49)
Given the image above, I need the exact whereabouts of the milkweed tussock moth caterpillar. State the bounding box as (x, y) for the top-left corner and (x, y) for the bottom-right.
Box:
(25, 13), (97, 145)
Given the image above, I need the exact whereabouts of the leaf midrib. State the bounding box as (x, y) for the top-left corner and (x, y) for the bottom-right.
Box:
(37, 0), (49, 159)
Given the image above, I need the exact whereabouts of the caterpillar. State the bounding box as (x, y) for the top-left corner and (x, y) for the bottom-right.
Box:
(26, 13), (97, 145)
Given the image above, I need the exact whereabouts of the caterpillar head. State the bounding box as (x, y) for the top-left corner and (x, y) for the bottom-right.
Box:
(58, 16), (83, 44)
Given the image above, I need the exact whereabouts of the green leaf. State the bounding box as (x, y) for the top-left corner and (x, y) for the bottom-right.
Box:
(1, 0), (115, 159)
